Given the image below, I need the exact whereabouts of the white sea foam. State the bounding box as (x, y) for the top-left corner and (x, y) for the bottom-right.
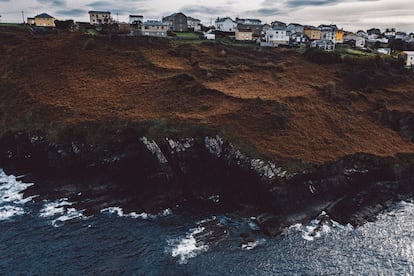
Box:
(241, 238), (266, 250)
(51, 207), (86, 227)
(100, 206), (172, 220)
(284, 211), (353, 241)
(39, 198), (86, 227)
(168, 226), (209, 264)
(39, 198), (73, 218)
(0, 205), (25, 220)
(0, 169), (36, 220)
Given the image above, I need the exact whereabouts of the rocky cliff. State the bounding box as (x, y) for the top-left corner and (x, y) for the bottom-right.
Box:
(0, 25), (414, 235)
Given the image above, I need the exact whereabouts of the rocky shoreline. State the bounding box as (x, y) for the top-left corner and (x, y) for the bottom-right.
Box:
(0, 130), (413, 236)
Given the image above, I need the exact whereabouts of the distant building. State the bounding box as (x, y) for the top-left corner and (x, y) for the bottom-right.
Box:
(344, 34), (366, 48)
(384, 28), (396, 38)
(270, 20), (287, 28)
(304, 26), (321, 40)
(311, 39), (335, 52)
(129, 15), (143, 24)
(215, 17), (237, 32)
(204, 30), (215, 40)
(89, 11), (112, 25)
(140, 20), (168, 37)
(34, 13), (55, 27)
(235, 17), (262, 25)
(235, 25), (253, 41)
(265, 26), (289, 45)
(286, 23), (304, 35)
(162, 12), (188, 32)
(187, 16), (201, 32)
(27, 17), (35, 25)
(402, 51), (414, 67)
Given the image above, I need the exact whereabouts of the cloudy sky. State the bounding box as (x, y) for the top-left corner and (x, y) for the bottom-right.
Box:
(1, 0), (413, 32)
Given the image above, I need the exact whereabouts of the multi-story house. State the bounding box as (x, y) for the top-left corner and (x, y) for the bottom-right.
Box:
(34, 13), (55, 27)
(215, 17), (237, 32)
(89, 11), (112, 25)
(162, 12), (188, 32)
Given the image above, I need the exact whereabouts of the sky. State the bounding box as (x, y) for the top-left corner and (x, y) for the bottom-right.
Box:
(0, 0), (413, 32)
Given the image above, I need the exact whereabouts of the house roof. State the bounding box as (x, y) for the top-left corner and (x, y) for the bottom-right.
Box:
(143, 20), (168, 26)
(187, 16), (201, 22)
(163, 12), (187, 21)
(272, 26), (286, 31)
(35, 13), (54, 19)
(215, 17), (235, 23)
(89, 11), (111, 14)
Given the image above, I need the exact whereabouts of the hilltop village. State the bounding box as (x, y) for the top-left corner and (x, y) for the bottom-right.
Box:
(24, 11), (414, 67)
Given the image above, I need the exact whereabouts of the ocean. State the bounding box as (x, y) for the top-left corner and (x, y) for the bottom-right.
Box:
(1, 169), (414, 275)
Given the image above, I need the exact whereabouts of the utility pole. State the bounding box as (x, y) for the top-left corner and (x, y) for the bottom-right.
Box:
(116, 11), (119, 22)
(21, 10), (25, 23)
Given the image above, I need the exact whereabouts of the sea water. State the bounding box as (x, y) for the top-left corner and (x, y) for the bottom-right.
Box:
(1, 169), (414, 275)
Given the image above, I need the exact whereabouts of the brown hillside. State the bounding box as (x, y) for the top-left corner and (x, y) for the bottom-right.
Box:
(1, 27), (413, 164)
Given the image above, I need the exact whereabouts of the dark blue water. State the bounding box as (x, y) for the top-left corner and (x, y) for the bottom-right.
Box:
(1, 170), (414, 275)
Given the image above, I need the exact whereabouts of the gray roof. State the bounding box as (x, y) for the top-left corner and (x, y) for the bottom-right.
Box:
(89, 11), (111, 14)
(215, 17), (235, 23)
(143, 20), (168, 26)
(35, 13), (54, 19)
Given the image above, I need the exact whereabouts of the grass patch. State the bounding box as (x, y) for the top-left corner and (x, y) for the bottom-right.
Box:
(174, 32), (201, 40)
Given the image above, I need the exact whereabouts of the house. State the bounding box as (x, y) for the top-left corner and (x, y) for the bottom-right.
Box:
(236, 23), (263, 39)
(356, 30), (368, 38)
(304, 26), (321, 40)
(384, 28), (396, 38)
(27, 17), (35, 25)
(335, 29), (344, 43)
(187, 16), (201, 32)
(402, 51), (414, 67)
(395, 32), (407, 40)
(320, 25), (336, 42)
(265, 26), (289, 45)
(235, 18), (262, 25)
(162, 12), (188, 32)
(290, 32), (308, 44)
(344, 34), (366, 48)
(204, 30), (215, 40)
(215, 17), (237, 32)
(89, 11), (112, 25)
(129, 15), (143, 24)
(235, 25), (253, 41)
(139, 20), (168, 37)
(286, 23), (304, 35)
(270, 20), (287, 28)
(34, 13), (55, 27)
(311, 39), (335, 52)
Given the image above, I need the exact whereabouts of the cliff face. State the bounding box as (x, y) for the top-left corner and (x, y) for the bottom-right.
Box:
(1, 26), (414, 235)
(0, 131), (413, 235)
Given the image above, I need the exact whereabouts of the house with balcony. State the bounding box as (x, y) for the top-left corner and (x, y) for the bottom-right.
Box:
(89, 11), (112, 25)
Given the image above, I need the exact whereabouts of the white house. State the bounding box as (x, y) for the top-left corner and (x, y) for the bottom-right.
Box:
(311, 39), (335, 52)
(344, 34), (365, 48)
(188, 16), (201, 32)
(403, 51), (414, 67)
(215, 17), (237, 32)
(265, 26), (289, 45)
(204, 30), (215, 40)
